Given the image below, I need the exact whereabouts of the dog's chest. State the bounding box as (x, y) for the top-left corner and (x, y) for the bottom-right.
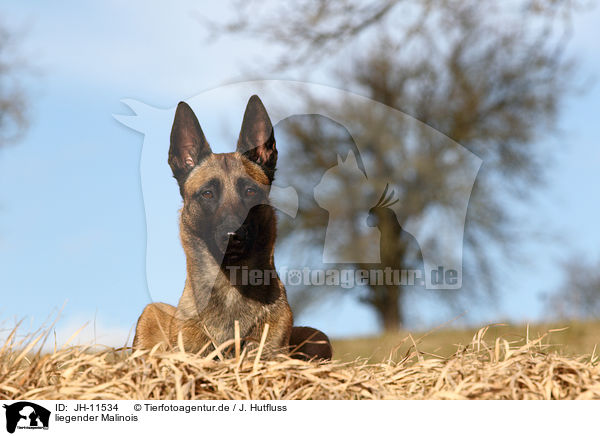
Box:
(221, 286), (267, 320)
(209, 285), (268, 336)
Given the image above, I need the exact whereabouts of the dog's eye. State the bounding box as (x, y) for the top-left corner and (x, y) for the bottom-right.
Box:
(201, 190), (213, 199)
(245, 187), (257, 197)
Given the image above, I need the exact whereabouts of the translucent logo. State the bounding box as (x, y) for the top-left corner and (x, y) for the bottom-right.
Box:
(114, 80), (481, 312)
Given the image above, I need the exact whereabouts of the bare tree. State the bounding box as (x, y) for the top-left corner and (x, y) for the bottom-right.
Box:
(210, 0), (581, 331)
(0, 19), (28, 148)
(210, 0), (582, 70)
(545, 256), (600, 320)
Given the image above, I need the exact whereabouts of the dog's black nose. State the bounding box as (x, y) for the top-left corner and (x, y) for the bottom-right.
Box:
(226, 226), (247, 247)
(215, 221), (248, 254)
(220, 231), (242, 248)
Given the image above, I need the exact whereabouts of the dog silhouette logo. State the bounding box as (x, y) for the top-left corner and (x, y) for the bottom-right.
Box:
(2, 402), (50, 433)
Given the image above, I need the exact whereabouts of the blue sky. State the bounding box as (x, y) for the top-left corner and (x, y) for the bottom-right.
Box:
(0, 1), (599, 347)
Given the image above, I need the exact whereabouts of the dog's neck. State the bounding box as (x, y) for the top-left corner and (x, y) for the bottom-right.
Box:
(176, 224), (278, 319)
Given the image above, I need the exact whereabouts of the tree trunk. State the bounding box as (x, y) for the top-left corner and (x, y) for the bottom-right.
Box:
(368, 283), (403, 333)
(358, 253), (405, 332)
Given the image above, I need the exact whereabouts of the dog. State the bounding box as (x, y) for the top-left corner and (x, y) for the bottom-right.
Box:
(133, 95), (332, 360)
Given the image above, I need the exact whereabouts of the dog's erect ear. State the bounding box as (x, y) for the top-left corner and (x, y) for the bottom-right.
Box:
(169, 102), (212, 191)
(237, 95), (277, 181)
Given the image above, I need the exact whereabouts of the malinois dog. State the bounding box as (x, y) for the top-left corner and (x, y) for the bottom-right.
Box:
(133, 95), (332, 360)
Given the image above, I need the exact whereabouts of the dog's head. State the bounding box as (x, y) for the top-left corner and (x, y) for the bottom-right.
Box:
(168, 95), (277, 264)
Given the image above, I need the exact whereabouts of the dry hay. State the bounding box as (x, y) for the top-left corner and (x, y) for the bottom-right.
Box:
(1, 325), (599, 400)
